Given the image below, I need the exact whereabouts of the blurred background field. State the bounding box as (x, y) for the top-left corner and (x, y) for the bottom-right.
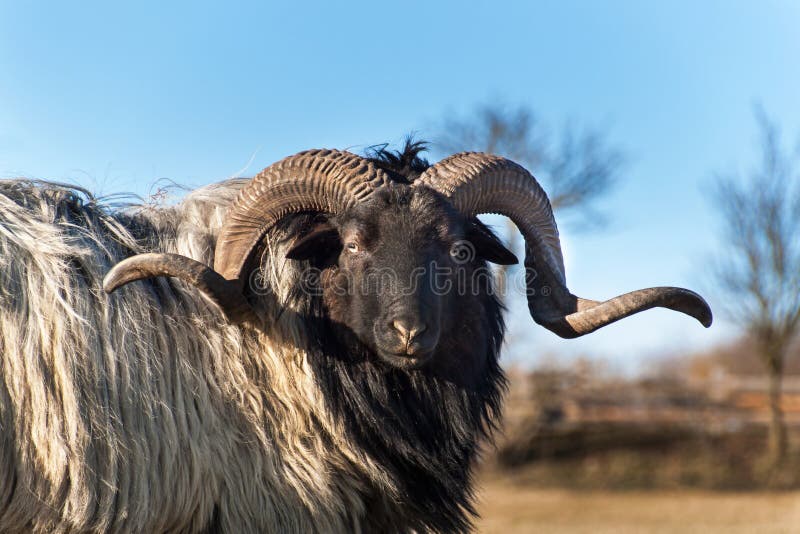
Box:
(496, 342), (800, 489)
(475, 484), (800, 534)
(473, 344), (800, 532)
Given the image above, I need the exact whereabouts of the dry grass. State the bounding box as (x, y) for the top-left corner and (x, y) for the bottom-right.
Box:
(475, 474), (800, 533)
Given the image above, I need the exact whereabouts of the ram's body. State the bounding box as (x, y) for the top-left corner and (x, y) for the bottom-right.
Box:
(0, 179), (477, 533)
(0, 145), (711, 533)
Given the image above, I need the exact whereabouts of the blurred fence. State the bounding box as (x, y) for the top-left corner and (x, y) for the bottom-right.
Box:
(489, 360), (800, 490)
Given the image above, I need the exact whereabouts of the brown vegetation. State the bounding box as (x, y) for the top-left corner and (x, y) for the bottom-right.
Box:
(491, 353), (800, 491)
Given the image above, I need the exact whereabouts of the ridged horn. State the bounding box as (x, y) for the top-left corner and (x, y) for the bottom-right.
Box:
(415, 152), (712, 338)
(213, 149), (390, 282)
(104, 149), (388, 324)
(103, 253), (256, 323)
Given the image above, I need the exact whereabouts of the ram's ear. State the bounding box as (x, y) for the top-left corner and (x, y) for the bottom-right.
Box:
(466, 222), (518, 265)
(286, 222), (341, 261)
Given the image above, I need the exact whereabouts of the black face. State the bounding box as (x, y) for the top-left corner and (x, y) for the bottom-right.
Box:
(286, 185), (517, 370)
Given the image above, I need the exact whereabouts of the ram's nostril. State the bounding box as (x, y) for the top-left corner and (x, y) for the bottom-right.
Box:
(391, 319), (427, 342)
(391, 319), (407, 337)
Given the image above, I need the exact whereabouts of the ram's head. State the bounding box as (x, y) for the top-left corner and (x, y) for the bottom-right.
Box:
(104, 149), (712, 369)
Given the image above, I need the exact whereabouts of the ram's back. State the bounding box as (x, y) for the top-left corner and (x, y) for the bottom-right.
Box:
(0, 180), (242, 532)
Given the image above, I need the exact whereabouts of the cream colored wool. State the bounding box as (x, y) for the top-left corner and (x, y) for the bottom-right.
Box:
(0, 180), (393, 533)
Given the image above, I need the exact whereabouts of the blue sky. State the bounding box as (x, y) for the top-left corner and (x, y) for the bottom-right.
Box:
(2, 1), (799, 371)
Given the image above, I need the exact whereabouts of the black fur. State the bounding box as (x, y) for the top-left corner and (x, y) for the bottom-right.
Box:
(365, 138), (432, 183)
(270, 141), (509, 532)
(306, 295), (506, 533)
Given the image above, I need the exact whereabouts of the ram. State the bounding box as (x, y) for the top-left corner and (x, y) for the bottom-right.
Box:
(0, 143), (711, 533)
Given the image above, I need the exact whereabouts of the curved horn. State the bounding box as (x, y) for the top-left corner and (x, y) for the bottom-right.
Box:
(103, 253), (257, 324)
(415, 152), (712, 338)
(214, 149), (390, 282)
(104, 149), (388, 324)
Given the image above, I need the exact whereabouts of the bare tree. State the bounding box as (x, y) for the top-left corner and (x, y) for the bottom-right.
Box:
(711, 110), (800, 466)
(435, 102), (624, 294)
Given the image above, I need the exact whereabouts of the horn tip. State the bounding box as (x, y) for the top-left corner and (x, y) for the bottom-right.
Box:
(102, 255), (153, 294)
(675, 289), (713, 328)
(686, 290), (713, 328)
(698, 306), (713, 328)
(102, 270), (124, 294)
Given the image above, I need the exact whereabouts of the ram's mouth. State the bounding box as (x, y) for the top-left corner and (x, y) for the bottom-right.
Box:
(376, 350), (434, 370)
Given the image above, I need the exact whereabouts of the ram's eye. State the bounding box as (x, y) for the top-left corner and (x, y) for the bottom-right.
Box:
(345, 242), (359, 254)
